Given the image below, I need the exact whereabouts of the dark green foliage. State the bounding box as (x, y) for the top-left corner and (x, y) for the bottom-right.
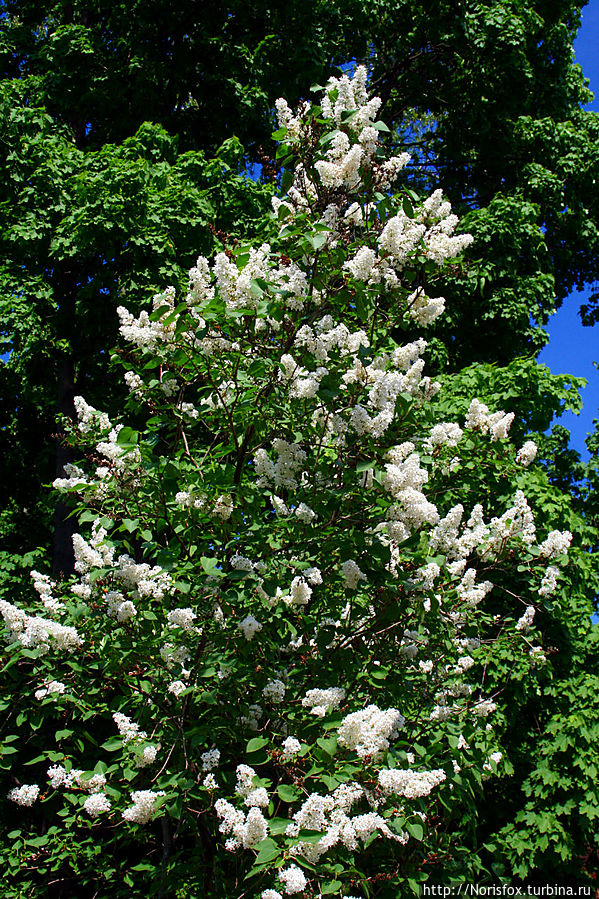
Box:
(0, 0), (372, 151)
(492, 670), (599, 880)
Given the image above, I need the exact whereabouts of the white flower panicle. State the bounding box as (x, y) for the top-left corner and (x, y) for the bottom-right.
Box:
(201, 749), (220, 771)
(0, 600), (82, 652)
(238, 615), (263, 641)
(83, 793), (112, 818)
(538, 530), (572, 559)
(30, 571), (63, 615)
(105, 591), (137, 622)
(378, 767), (446, 799)
(35, 680), (66, 700)
(8, 784), (40, 806)
(113, 712), (146, 744)
(539, 566), (560, 597)
(472, 699), (497, 717)
(122, 790), (165, 825)
(168, 679), (187, 697)
(465, 399), (515, 441)
(263, 679), (286, 702)
(516, 440), (538, 467)
(302, 687), (346, 717)
(167, 607), (198, 631)
(74, 396), (111, 434)
(215, 797), (270, 850)
(341, 560), (367, 589)
(278, 865), (308, 895)
(407, 288), (446, 326)
(254, 440), (307, 490)
(287, 576), (312, 607)
(515, 606), (536, 632)
(281, 736), (302, 761)
(45, 765), (106, 795)
(337, 705), (405, 758)
(117, 287), (179, 351)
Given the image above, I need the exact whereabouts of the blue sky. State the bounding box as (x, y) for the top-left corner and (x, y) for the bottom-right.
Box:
(538, 0), (599, 457)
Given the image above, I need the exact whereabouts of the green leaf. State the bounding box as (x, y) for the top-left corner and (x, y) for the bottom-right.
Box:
(309, 231), (328, 250)
(254, 837), (280, 864)
(356, 460), (375, 472)
(402, 196), (415, 218)
(407, 822), (424, 841)
(100, 739), (123, 752)
(200, 556), (222, 576)
(246, 736), (268, 753)
(269, 817), (292, 835)
(281, 169), (294, 194)
(316, 735), (337, 756)
(277, 784), (299, 803)
(116, 427), (139, 446)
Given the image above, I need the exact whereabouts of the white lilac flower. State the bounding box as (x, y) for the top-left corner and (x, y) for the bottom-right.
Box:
(337, 705), (404, 758)
(539, 566), (560, 597)
(83, 793), (112, 818)
(34, 680), (66, 700)
(238, 615), (263, 640)
(302, 687), (345, 717)
(281, 736), (301, 761)
(341, 559), (367, 589)
(160, 642), (191, 669)
(0, 600), (82, 652)
(201, 749), (220, 771)
(279, 864), (308, 895)
(516, 440), (538, 467)
(167, 607), (197, 631)
(303, 567), (322, 585)
(244, 787), (269, 808)
(8, 784), (40, 806)
(294, 502), (316, 523)
(287, 577), (312, 606)
(168, 680), (187, 697)
(538, 530), (572, 559)
(235, 764), (257, 798)
(243, 807), (269, 846)
(515, 606), (535, 632)
(240, 704), (263, 731)
(122, 790), (165, 825)
(113, 712), (146, 744)
(203, 773), (218, 791)
(406, 288), (446, 326)
(135, 745), (158, 767)
(378, 768), (446, 799)
(263, 679), (286, 702)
